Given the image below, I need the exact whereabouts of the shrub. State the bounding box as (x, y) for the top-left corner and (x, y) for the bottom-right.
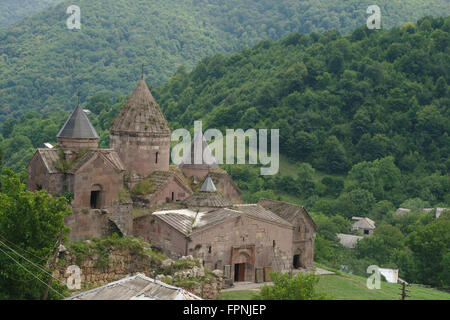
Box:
(252, 272), (328, 300)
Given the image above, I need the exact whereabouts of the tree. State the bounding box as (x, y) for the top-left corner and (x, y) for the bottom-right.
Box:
(252, 271), (328, 300)
(0, 168), (71, 299)
(408, 218), (450, 287)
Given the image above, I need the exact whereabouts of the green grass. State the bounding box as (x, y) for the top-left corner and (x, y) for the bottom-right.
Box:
(317, 273), (450, 300)
(218, 290), (258, 300)
(217, 270), (450, 300)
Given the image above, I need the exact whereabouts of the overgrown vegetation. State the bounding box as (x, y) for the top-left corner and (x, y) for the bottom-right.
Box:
(131, 180), (156, 196)
(252, 271), (328, 300)
(0, 0), (449, 124)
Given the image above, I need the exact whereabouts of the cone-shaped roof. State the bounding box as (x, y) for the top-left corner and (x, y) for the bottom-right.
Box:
(183, 176), (232, 207)
(200, 175), (216, 192)
(110, 77), (170, 134)
(57, 103), (99, 139)
(179, 131), (219, 169)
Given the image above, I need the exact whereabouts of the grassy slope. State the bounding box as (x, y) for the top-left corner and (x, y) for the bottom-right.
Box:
(218, 269), (450, 300)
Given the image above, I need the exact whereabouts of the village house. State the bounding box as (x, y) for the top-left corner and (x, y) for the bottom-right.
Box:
(351, 217), (376, 236)
(27, 75), (317, 284)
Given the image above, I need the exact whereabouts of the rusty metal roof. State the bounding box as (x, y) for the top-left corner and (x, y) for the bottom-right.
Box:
(66, 273), (202, 300)
(57, 103), (99, 139)
(110, 77), (170, 135)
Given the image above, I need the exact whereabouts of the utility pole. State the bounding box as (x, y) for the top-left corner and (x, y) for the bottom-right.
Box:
(399, 281), (410, 300)
(43, 231), (63, 300)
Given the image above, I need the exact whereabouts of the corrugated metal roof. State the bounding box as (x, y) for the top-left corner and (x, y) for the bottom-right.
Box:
(110, 78), (171, 135)
(57, 104), (99, 139)
(66, 274), (202, 300)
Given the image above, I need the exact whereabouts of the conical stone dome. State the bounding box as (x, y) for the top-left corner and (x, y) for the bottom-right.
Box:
(110, 77), (171, 177)
(110, 77), (170, 135)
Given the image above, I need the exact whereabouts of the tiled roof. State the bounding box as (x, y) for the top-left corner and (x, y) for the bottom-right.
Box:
(352, 217), (376, 230)
(66, 274), (201, 300)
(67, 149), (125, 173)
(182, 191), (233, 208)
(152, 209), (206, 236)
(258, 198), (317, 230)
(110, 77), (170, 135)
(152, 204), (293, 235)
(57, 104), (99, 139)
(31, 148), (124, 174)
(233, 204), (293, 228)
(35, 148), (60, 173)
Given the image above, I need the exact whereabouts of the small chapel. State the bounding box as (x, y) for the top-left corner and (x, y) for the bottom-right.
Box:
(27, 75), (317, 283)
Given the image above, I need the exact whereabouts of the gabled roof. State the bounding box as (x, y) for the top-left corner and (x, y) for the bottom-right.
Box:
(352, 217), (376, 230)
(67, 149), (125, 174)
(257, 198), (318, 231)
(66, 273), (201, 300)
(133, 171), (192, 199)
(179, 131), (218, 169)
(29, 149), (60, 173)
(233, 204), (293, 228)
(57, 103), (99, 139)
(152, 209), (207, 236)
(27, 148), (124, 174)
(110, 77), (170, 134)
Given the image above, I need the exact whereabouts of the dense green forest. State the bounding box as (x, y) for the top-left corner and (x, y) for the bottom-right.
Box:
(0, 0), (62, 27)
(152, 15), (449, 287)
(0, 0), (449, 123)
(0, 3), (449, 291)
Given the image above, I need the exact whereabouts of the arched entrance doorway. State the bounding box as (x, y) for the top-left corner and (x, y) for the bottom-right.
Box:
(234, 252), (250, 282)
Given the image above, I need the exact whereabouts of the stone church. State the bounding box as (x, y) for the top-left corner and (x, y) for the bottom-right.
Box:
(27, 75), (317, 283)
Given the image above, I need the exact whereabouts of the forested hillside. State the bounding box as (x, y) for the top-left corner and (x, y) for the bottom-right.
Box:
(0, 0), (62, 27)
(154, 16), (450, 207)
(0, 0), (449, 122)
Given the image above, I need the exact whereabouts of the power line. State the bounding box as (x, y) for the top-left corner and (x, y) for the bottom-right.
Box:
(0, 246), (65, 299)
(0, 233), (49, 263)
(0, 239), (65, 287)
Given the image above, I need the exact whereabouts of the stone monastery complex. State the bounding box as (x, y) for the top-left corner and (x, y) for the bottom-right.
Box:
(27, 76), (317, 284)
